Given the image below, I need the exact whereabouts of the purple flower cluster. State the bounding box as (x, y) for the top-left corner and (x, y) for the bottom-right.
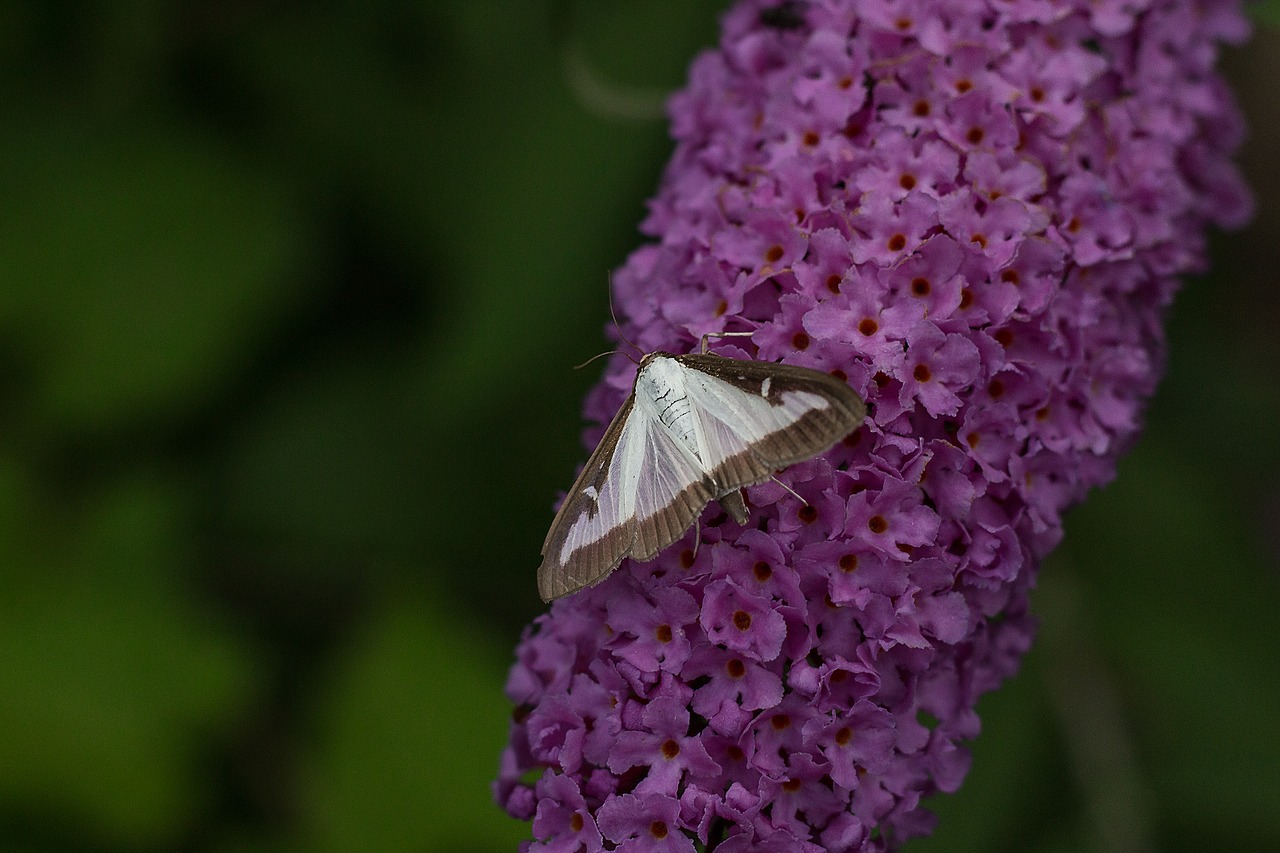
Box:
(498, 0), (1250, 849)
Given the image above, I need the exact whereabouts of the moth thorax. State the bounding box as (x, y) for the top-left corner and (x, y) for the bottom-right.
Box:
(636, 356), (700, 457)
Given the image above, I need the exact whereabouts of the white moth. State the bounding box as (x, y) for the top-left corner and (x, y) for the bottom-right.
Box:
(537, 349), (866, 601)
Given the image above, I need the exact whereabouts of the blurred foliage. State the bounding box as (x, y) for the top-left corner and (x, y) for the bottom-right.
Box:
(1254, 0), (1280, 28)
(0, 2), (1275, 851)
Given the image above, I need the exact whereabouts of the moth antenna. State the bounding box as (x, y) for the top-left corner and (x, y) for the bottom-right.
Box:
(607, 275), (646, 360)
(769, 474), (807, 506)
(573, 349), (636, 370)
(698, 329), (757, 354)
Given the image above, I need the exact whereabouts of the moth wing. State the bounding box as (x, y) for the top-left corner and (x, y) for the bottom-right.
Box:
(629, 411), (718, 562)
(677, 354), (866, 492)
(538, 397), (645, 601)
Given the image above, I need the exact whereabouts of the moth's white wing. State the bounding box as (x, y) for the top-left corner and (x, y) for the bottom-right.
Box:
(537, 398), (646, 601)
(537, 396), (716, 601)
(630, 412), (717, 561)
(557, 414), (645, 560)
(676, 354), (866, 491)
(688, 372), (832, 459)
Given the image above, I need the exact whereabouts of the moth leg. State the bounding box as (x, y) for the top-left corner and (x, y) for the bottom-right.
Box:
(769, 474), (806, 507)
(698, 330), (756, 355)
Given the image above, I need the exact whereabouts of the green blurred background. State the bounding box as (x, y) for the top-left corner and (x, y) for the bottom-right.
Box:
(0, 2), (1275, 851)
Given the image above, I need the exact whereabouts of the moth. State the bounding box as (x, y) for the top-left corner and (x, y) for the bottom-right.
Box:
(538, 346), (866, 601)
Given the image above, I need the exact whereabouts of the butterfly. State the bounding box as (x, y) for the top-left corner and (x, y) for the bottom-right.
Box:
(537, 346), (866, 601)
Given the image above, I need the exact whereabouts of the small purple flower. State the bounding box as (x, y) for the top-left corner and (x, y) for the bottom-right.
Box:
(699, 578), (788, 663)
(686, 644), (784, 736)
(849, 193), (938, 267)
(607, 697), (722, 796)
(606, 587), (700, 674)
(530, 773), (604, 853)
(597, 792), (696, 853)
(860, 129), (959, 203)
(498, 0), (1251, 848)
